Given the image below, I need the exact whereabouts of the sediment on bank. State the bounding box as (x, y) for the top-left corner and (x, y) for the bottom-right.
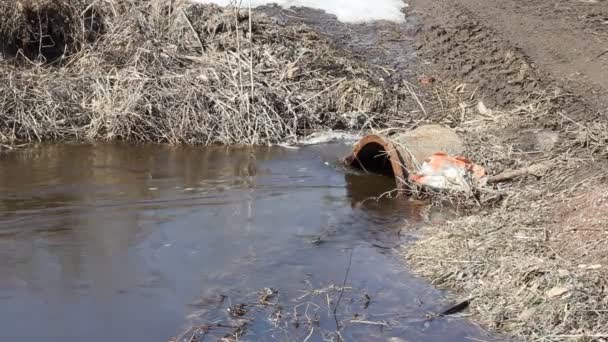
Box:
(0, 0), (420, 145)
(401, 3), (608, 341)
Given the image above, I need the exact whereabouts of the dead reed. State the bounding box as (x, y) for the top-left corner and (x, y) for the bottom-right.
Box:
(0, 0), (403, 145)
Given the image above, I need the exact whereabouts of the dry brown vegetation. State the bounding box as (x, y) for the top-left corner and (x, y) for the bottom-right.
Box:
(390, 5), (608, 339)
(0, 0), (417, 145)
(401, 74), (608, 341)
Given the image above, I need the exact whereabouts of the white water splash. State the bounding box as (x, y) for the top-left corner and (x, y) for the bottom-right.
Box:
(192, 0), (405, 23)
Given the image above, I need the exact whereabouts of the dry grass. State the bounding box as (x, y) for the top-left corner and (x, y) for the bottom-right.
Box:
(401, 73), (608, 341)
(405, 197), (608, 341)
(0, 0), (409, 145)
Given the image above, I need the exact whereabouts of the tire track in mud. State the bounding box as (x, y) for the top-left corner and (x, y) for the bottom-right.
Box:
(410, 0), (608, 116)
(412, 4), (543, 109)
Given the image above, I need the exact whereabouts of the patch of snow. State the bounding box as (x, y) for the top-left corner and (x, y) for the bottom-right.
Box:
(297, 130), (361, 145)
(192, 0), (405, 23)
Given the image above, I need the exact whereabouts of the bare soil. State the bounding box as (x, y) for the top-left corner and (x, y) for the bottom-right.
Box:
(410, 0), (608, 114)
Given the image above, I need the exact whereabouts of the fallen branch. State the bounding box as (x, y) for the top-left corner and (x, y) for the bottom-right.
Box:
(348, 319), (389, 327)
(439, 298), (471, 316)
(487, 163), (550, 184)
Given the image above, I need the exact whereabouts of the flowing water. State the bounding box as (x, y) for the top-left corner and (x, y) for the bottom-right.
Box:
(0, 144), (491, 341)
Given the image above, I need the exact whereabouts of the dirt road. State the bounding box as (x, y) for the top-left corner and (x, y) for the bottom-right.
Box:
(411, 0), (608, 114)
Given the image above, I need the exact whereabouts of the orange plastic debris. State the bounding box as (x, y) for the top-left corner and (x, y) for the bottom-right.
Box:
(409, 152), (486, 192)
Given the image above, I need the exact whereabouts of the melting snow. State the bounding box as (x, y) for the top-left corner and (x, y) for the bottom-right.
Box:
(297, 130), (361, 145)
(192, 0), (405, 23)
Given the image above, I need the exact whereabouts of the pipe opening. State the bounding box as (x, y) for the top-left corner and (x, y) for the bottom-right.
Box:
(351, 142), (395, 177)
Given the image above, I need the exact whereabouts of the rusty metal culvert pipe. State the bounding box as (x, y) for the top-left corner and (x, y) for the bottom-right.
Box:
(343, 125), (465, 190)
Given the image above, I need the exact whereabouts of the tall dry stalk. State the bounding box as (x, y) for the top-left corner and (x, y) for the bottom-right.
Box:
(0, 1), (402, 145)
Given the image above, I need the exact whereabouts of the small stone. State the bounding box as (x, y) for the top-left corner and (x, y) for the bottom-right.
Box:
(477, 100), (492, 115)
(546, 286), (571, 298)
(395, 125), (464, 167)
(418, 75), (435, 86)
(578, 264), (602, 270)
(512, 129), (559, 152)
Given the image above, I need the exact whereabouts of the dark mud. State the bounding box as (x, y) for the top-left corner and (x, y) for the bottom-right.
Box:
(410, 0), (608, 114)
(411, 5), (542, 108)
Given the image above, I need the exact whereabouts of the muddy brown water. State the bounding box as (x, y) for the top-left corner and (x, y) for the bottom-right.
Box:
(0, 144), (492, 341)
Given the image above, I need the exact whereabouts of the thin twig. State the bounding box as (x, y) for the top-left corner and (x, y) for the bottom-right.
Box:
(348, 319), (389, 327)
(302, 326), (314, 342)
(404, 81), (428, 117)
(333, 248), (354, 316)
(181, 9), (204, 53)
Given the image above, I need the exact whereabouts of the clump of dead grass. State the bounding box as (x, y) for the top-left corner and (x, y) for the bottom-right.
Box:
(0, 0), (404, 145)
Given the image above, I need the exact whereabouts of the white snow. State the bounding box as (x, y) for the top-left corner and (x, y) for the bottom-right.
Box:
(297, 130), (361, 145)
(192, 0), (405, 23)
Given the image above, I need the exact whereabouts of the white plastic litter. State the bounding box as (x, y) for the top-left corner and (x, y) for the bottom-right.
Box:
(409, 153), (487, 193)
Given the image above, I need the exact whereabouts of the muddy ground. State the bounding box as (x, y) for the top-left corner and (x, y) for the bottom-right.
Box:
(411, 0), (608, 114)
(417, 0), (608, 112)
(258, 4), (420, 82)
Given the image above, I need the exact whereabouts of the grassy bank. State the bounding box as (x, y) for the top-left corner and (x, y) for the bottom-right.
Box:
(0, 0), (417, 145)
(404, 92), (608, 339)
(400, 5), (608, 340)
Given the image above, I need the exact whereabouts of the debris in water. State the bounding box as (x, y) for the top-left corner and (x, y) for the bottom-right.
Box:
(258, 288), (278, 305)
(439, 298), (472, 316)
(228, 303), (248, 317)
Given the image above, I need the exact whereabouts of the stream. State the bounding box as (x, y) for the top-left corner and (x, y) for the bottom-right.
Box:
(0, 144), (491, 341)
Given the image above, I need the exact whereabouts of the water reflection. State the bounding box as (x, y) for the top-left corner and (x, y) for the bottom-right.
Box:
(0, 143), (491, 342)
